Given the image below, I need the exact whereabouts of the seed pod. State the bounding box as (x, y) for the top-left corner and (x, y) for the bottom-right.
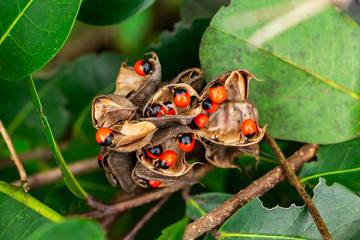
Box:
(110, 121), (158, 152)
(92, 94), (137, 129)
(101, 148), (137, 192)
(132, 160), (195, 188)
(171, 68), (203, 92)
(136, 125), (200, 177)
(141, 83), (201, 128)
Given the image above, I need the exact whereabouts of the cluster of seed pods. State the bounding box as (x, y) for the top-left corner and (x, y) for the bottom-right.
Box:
(92, 52), (266, 192)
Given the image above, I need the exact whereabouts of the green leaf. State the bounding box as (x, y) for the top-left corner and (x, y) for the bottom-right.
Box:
(149, 19), (210, 81)
(218, 178), (360, 239)
(27, 218), (105, 240)
(77, 0), (154, 25)
(300, 137), (360, 192)
(0, 180), (65, 223)
(0, 192), (50, 240)
(186, 193), (232, 220)
(0, 0), (81, 81)
(25, 76), (88, 199)
(181, 0), (230, 24)
(200, 0), (360, 144)
(156, 217), (189, 240)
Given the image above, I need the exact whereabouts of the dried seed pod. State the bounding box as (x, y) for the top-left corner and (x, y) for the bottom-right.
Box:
(141, 83), (201, 128)
(171, 68), (203, 92)
(113, 52), (161, 110)
(92, 94), (137, 129)
(110, 121), (158, 152)
(100, 148), (137, 192)
(194, 100), (266, 146)
(199, 69), (258, 102)
(132, 160), (195, 188)
(136, 125), (200, 177)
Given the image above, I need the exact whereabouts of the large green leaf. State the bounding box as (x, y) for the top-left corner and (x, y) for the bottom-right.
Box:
(27, 218), (105, 240)
(200, 0), (360, 144)
(188, 179), (360, 239)
(77, 0), (154, 25)
(156, 217), (189, 240)
(0, 0), (81, 81)
(0, 192), (50, 240)
(300, 137), (360, 192)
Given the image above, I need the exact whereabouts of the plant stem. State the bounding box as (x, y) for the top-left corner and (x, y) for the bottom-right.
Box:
(0, 119), (29, 192)
(0, 180), (65, 222)
(24, 75), (88, 199)
(264, 132), (331, 240)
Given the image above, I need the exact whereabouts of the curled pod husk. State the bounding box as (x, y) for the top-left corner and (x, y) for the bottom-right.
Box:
(171, 68), (203, 92)
(195, 100), (266, 146)
(110, 121), (157, 152)
(203, 140), (260, 169)
(92, 94), (137, 129)
(131, 171), (173, 188)
(141, 83), (201, 128)
(136, 125), (200, 177)
(131, 161), (195, 188)
(114, 52), (161, 108)
(100, 148), (137, 192)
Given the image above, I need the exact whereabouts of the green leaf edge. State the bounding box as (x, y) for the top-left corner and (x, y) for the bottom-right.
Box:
(25, 75), (88, 199)
(0, 180), (65, 223)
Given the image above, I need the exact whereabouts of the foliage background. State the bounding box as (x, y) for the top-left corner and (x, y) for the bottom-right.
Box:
(0, 0), (359, 239)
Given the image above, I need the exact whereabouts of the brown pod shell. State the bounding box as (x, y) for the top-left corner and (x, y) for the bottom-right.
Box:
(133, 160), (195, 184)
(203, 142), (243, 169)
(141, 83), (201, 128)
(131, 171), (173, 188)
(199, 69), (258, 102)
(171, 68), (203, 92)
(110, 121), (157, 152)
(101, 148), (137, 192)
(92, 94), (137, 129)
(137, 125), (200, 177)
(194, 100), (266, 146)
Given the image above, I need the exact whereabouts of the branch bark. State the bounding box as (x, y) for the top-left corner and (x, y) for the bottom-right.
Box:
(264, 133), (331, 240)
(0, 119), (29, 192)
(183, 143), (319, 240)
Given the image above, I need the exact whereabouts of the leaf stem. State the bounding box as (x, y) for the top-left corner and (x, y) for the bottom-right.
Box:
(24, 75), (88, 199)
(264, 132), (331, 240)
(0, 119), (29, 192)
(0, 180), (65, 222)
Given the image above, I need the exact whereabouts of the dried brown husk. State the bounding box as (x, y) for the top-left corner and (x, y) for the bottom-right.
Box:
(195, 100), (266, 146)
(199, 69), (258, 102)
(141, 83), (201, 128)
(131, 171), (173, 188)
(171, 68), (203, 92)
(203, 141), (260, 169)
(100, 148), (137, 192)
(110, 121), (157, 152)
(92, 94), (137, 129)
(132, 160), (195, 187)
(136, 126), (200, 177)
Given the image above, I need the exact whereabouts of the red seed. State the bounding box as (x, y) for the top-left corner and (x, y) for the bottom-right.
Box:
(193, 113), (208, 128)
(134, 60), (151, 76)
(209, 83), (227, 103)
(202, 98), (218, 113)
(241, 119), (257, 138)
(179, 134), (195, 152)
(148, 180), (162, 187)
(96, 128), (114, 146)
(174, 89), (191, 108)
(159, 150), (177, 169)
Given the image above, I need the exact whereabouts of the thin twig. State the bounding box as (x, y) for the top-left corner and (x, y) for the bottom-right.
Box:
(11, 157), (100, 188)
(0, 119), (29, 192)
(183, 144), (319, 240)
(86, 163), (215, 218)
(264, 132), (331, 240)
(123, 195), (172, 240)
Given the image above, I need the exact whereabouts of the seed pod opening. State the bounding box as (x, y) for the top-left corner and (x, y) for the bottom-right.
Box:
(92, 94), (137, 129)
(171, 68), (203, 92)
(141, 83), (201, 128)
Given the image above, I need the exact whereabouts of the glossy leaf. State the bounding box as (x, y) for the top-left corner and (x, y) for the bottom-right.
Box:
(0, 0), (81, 81)
(186, 192), (232, 220)
(300, 137), (360, 192)
(0, 192), (50, 240)
(27, 218), (105, 240)
(200, 0), (360, 144)
(78, 0), (154, 25)
(218, 179), (360, 239)
(156, 217), (189, 240)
